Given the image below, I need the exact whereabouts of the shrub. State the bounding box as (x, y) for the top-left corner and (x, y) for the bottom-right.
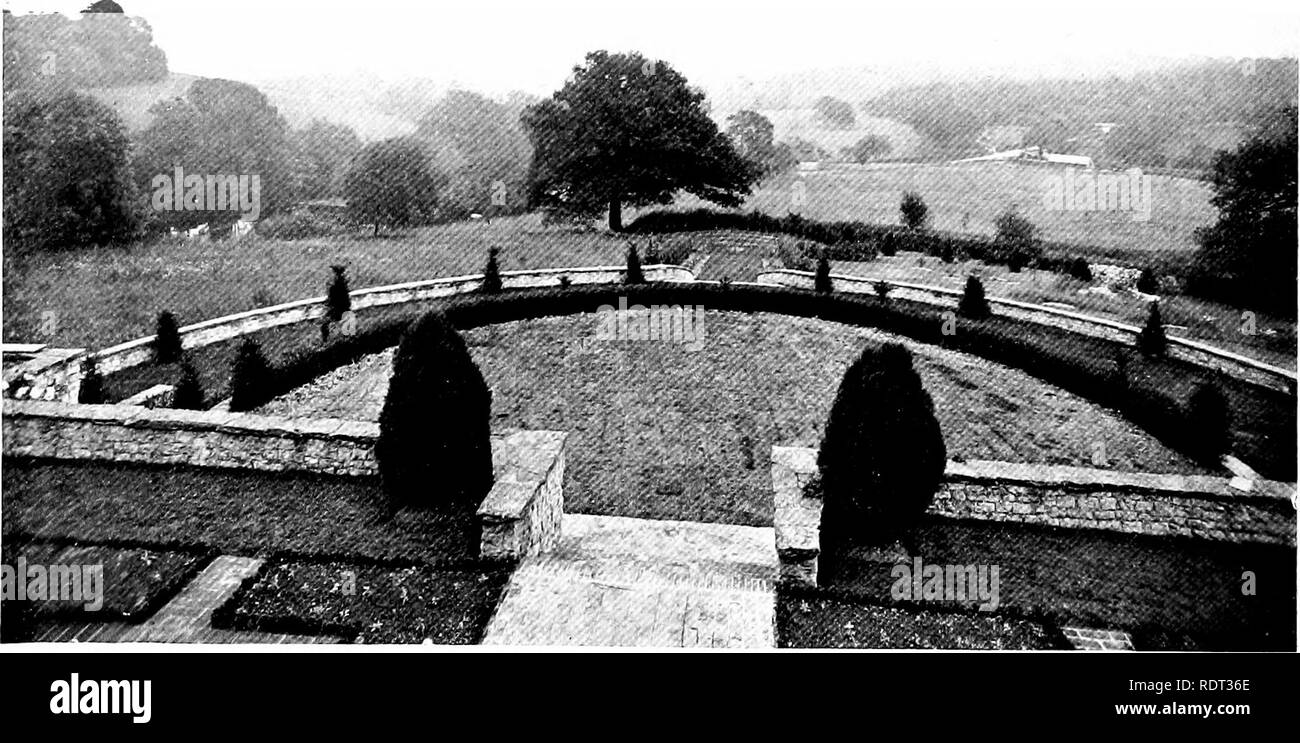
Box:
(172, 360), (205, 410)
(958, 276), (991, 319)
(624, 242), (646, 284)
(873, 280), (892, 299)
(228, 339), (272, 412)
(326, 265), (351, 322)
(256, 212), (343, 240)
(1137, 301), (1167, 358)
(900, 191), (928, 230)
(558, 275), (572, 289)
(481, 247), (503, 293)
(1069, 257), (1093, 282)
(78, 357), (104, 404)
(776, 240), (814, 272)
(376, 311), (494, 510)
(814, 251), (833, 293)
(154, 311), (182, 363)
(939, 242), (955, 263)
(1186, 382), (1231, 465)
(817, 342), (947, 549)
(1136, 267), (1159, 294)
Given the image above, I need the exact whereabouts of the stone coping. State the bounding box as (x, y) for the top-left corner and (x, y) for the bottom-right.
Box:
(757, 268), (1298, 391)
(479, 430), (568, 523)
(770, 445), (1296, 586)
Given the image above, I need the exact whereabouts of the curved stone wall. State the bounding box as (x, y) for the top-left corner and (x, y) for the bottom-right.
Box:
(757, 269), (1297, 395)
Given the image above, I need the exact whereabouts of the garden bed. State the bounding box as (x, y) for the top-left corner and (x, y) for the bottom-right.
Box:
(777, 593), (1067, 649)
(213, 559), (511, 644)
(0, 539), (209, 622)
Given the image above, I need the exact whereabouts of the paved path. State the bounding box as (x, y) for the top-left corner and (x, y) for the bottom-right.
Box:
(37, 555), (340, 644)
(482, 514), (778, 648)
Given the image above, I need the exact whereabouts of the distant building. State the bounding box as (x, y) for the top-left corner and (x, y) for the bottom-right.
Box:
(953, 145), (1094, 169)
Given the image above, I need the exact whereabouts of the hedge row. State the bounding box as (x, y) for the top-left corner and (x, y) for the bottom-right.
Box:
(152, 281), (1292, 480)
(623, 207), (1167, 275)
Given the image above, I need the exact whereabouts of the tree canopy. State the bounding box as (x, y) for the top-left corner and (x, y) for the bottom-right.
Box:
(522, 50), (758, 231)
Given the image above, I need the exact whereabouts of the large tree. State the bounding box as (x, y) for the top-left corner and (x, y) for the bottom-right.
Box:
(417, 90), (532, 217)
(133, 78), (294, 231)
(343, 137), (442, 236)
(522, 50), (758, 231)
(1192, 105), (1297, 316)
(726, 109), (796, 180)
(2, 91), (141, 249)
(2, 8), (167, 91)
(291, 119), (362, 200)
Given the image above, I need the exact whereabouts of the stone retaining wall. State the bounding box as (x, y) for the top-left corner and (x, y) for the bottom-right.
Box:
(771, 446), (1296, 587)
(1, 400), (568, 560)
(120, 384), (176, 408)
(757, 269), (1297, 395)
(5, 265), (696, 391)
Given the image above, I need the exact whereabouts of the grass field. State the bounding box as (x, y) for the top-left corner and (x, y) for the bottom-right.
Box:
(670, 161), (1218, 261)
(1, 214), (627, 350)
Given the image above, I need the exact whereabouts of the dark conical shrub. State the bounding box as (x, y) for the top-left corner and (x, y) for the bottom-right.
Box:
(958, 276), (991, 319)
(814, 251), (833, 293)
(1186, 382), (1231, 465)
(624, 242), (645, 285)
(172, 360), (205, 410)
(900, 191), (928, 230)
(818, 342), (947, 549)
(78, 356), (104, 404)
(1069, 257), (1093, 282)
(1136, 268), (1158, 294)
(1137, 301), (1167, 357)
(326, 265), (351, 322)
(376, 311), (494, 510)
(154, 311), (182, 363)
(228, 338), (272, 412)
(481, 247), (503, 293)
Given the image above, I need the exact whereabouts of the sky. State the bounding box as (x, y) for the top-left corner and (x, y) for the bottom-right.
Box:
(4, 0), (1298, 95)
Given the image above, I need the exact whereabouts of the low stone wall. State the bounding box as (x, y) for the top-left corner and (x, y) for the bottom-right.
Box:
(119, 384), (176, 408)
(757, 269), (1297, 395)
(2, 400), (569, 560)
(770, 445), (1296, 587)
(7, 265), (696, 390)
(478, 431), (568, 559)
(2, 347), (86, 403)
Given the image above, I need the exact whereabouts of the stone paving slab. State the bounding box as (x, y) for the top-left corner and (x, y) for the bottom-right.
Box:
(483, 514), (778, 648)
(35, 555), (341, 644)
(1062, 626), (1135, 651)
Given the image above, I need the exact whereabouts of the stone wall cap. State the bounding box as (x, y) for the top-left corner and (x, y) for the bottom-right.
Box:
(477, 480), (537, 522)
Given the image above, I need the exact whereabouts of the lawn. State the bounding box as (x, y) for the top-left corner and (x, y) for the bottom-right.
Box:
(257, 312), (1209, 527)
(669, 161), (1219, 260)
(2, 214), (628, 351)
